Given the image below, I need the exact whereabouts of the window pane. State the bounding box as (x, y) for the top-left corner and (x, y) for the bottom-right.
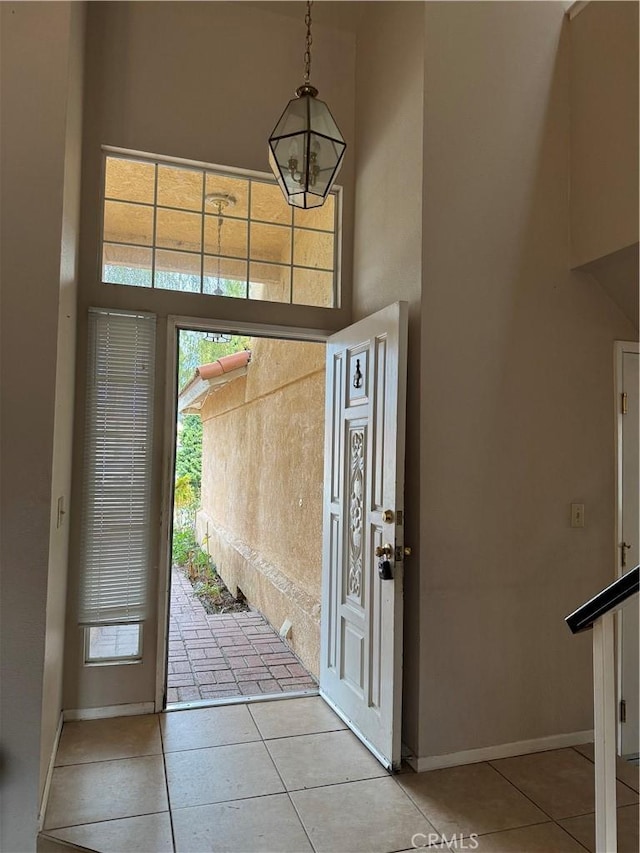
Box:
(205, 173), (249, 219)
(103, 243), (152, 288)
(157, 165), (203, 211)
(249, 262), (291, 303)
(250, 222), (291, 264)
(155, 250), (201, 292)
(100, 153), (340, 307)
(203, 216), (248, 259)
(105, 157), (155, 204)
(156, 208), (202, 252)
(251, 181), (292, 225)
(293, 228), (334, 270)
(80, 311), (155, 627)
(203, 257), (248, 298)
(292, 267), (334, 307)
(104, 200), (154, 246)
(294, 194), (335, 231)
(86, 624), (142, 662)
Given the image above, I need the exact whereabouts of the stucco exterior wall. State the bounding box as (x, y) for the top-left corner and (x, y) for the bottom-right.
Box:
(196, 338), (325, 676)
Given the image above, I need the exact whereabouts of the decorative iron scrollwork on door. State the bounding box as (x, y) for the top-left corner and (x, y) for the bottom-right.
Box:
(348, 429), (364, 599)
(353, 358), (363, 389)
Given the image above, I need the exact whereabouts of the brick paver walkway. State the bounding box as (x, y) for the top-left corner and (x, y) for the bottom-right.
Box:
(167, 567), (317, 703)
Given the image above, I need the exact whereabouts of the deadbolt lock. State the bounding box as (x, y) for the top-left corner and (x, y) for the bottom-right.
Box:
(382, 509), (394, 524)
(375, 543), (394, 559)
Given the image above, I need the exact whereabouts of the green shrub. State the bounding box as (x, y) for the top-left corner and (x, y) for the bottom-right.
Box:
(172, 529), (196, 566)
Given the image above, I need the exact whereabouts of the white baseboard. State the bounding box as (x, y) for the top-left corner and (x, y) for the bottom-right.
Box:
(63, 702), (155, 722)
(406, 729), (594, 773)
(38, 712), (64, 831)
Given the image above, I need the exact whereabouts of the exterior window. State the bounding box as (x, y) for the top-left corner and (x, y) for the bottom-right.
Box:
(101, 151), (340, 308)
(78, 309), (156, 658)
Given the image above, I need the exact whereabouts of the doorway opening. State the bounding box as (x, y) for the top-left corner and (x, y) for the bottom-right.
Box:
(165, 327), (326, 708)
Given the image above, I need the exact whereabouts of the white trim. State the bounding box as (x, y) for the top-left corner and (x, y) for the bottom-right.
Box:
(63, 702), (155, 722)
(320, 690), (394, 771)
(567, 1), (590, 21)
(177, 365), (249, 413)
(614, 340), (639, 753)
(170, 314), (329, 343)
(593, 612), (618, 853)
(405, 730), (594, 773)
(155, 316), (330, 712)
(38, 712), (63, 831)
(165, 688), (319, 713)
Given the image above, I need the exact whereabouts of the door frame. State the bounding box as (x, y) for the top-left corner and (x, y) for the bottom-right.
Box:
(154, 315), (329, 711)
(614, 339), (639, 754)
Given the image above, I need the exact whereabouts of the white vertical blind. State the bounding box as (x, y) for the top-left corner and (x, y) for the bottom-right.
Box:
(79, 309), (156, 625)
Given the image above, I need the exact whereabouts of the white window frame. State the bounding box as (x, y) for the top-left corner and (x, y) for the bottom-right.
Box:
(100, 147), (343, 308)
(78, 308), (156, 639)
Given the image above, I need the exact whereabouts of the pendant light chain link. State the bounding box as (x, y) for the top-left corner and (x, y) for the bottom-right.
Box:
(215, 201), (224, 295)
(303, 0), (313, 84)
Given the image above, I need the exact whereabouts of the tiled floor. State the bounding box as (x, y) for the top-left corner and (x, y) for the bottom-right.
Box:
(40, 697), (639, 853)
(167, 567), (317, 702)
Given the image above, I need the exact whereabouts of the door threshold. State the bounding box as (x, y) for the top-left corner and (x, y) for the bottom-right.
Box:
(165, 687), (319, 712)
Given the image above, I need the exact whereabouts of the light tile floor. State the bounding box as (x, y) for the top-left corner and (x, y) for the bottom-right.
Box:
(40, 698), (639, 853)
(168, 567), (317, 702)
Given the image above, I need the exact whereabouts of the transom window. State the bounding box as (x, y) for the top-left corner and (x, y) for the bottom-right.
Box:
(101, 152), (340, 308)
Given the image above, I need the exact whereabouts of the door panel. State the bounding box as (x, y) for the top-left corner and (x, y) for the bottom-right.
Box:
(321, 302), (408, 769)
(620, 346), (639, 757)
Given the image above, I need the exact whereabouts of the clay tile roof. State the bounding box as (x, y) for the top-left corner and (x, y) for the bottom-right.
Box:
(177, 349), (252, 413)
(196, 350), (251, 380)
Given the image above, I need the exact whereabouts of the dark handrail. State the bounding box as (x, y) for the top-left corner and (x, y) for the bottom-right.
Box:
(566, 565), (639, 634)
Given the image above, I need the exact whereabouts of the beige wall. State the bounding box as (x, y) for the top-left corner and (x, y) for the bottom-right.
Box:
(64, 0), (356, 712)
(569, 1), (639, 268)
(40, 0), (85, 800)
(196, 338), (325, 675)
(0, 3), (84, 849)
(417, 1), (637, 761)
(351, 0), (424, 755)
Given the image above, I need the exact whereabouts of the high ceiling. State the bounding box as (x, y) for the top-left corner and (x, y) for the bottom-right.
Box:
(244, 1), (366, 33)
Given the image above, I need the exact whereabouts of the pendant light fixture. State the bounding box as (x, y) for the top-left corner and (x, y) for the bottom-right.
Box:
(268, 0), (346, 209)
(205, 191), (235, 297)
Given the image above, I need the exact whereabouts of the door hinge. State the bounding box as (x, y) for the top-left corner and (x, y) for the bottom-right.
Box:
(620, 699), (627, 723)
(621, 392), (628, 414)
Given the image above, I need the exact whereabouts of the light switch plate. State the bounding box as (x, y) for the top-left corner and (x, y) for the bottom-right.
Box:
(571, 503), (585, 528)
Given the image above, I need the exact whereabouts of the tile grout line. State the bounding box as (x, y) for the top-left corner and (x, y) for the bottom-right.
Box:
(247, 701), (319, 853)
(387, 772), (445, 843)
(486, 759), (595, 851)
(158, 715), (178, 853)
(571, 744), (640, 799)
(486, 758), (562, 822)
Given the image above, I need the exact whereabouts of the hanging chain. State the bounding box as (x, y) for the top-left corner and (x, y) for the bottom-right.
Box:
(303, 0), (313, 84)
(215, 201), (224, 295)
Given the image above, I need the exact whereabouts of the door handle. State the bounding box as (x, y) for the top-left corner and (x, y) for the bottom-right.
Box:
(620, 541), (631, 568)
(375, 543), (393, 559)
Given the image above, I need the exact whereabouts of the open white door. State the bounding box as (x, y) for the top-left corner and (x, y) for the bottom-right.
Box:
(617, 343), (639, 758)
(320, 302), (408, 770)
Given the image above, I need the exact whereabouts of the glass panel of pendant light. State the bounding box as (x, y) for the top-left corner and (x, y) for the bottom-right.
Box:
(268, 94), (345, 208)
